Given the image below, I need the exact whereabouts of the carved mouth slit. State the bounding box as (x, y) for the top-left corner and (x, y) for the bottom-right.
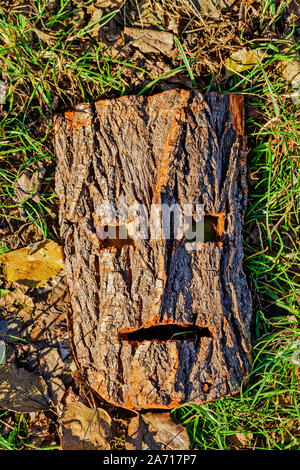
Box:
(119, 324), (212, 342)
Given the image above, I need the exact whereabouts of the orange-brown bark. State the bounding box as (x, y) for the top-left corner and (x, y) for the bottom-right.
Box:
(54, 89), (252, 410)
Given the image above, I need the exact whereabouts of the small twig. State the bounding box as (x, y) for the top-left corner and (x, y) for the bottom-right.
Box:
(0, 417), (14, 431)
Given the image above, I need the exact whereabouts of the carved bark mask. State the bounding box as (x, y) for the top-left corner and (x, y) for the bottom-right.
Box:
(54, 89), (252, 410)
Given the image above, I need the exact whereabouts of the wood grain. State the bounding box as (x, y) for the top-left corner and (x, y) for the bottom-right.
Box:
(54, 89), (252, 410)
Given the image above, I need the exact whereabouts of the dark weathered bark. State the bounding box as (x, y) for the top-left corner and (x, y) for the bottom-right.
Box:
(54, 89), (252, 410)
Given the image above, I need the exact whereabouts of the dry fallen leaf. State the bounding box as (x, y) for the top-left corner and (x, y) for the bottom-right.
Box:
(0, 364), (50, 412)
(278, 59), (300, 104)
(132, 0), (164, 27)
(59, 402), (114, 450)
(190, 0), (236, 18)
(28, 411), (57, 448)
(86, 1), (123, 38)
(0, 315), (28, 343)
(225, 48), (263, 74)
(280, 61), (300, 82)
(126, 412), (190, 450)
(227, 432), (253, 449)
(12, 167), (46, 204)
(124, 27), (174, 54)
(0, 239), (64, 288)
(87, 0), (123, 15)
(0, 285), (33, 319)
(37, 347), (66, 406)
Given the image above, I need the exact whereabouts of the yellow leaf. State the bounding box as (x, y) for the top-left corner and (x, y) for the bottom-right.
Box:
(225, 48), (263, 74)
(0, 239), (64, 288)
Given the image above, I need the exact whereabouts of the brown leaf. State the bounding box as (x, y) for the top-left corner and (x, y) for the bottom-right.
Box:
(87, 0), (123, 13)
(86, 1), (123, 38)
(0, 239), (64, 288)
(37, 347), (66, 406)
(227, 432), (253, 449)
(179, 0), (236, 19)
(0, 285), (33, 319)
(126, 412), (190, 450)
(124, 27), (174, 54)
(59, 402), (114, 450)
(12, 167), (46, 204)
(28, 412), (57, 448)
(278, 59), (300, 103)
(0, 364), (50, 412)
(0, 315), (28, 343)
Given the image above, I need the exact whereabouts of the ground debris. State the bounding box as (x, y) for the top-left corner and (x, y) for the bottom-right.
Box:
(85, 0), (123, 40)
(126, 412), (190, 450)
(190, 0), (237, 18)
(36, 347), (69, 406)
(227, 431), (254, 449)
(0, 339), (5, 364)
(0, 269), (72, 411)
(27, 411), (57, 448)
(225, 48), (264, 74)
(0, 364), (50, 413)
(12, 167), (46, 205)
(0, 315), (29, 343)
(0, 239), (64, 288)
(0, 284), (33, 319)
(58, 402), (115, 450)
(124, 27), (174, 54)
(278, 57), (300, 104)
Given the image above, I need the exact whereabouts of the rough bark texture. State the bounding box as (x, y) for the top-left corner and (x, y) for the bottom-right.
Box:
(54, 89), (252, 410)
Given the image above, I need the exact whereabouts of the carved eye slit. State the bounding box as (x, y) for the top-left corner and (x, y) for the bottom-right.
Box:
(201, 382), (212, 394)
(95, 213), (225, 248)
(185, 214), (225, 243)
(119, 324), (212, 342)
(96, 223), (135, 250)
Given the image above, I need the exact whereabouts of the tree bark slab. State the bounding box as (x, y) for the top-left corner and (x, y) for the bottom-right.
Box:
(54, 89), (252, 410)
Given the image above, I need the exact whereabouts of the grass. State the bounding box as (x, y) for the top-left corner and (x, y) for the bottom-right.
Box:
(172, 315), (300, 449)
(0, 0), (299, 450)
(171, 30), (300, 449)
(0, 411), (28, 449)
